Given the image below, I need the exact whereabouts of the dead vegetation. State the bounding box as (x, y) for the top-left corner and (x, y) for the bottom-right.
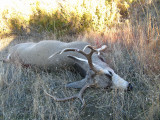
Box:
(0, 31), (159, 119)
(0, 0), (160, 120)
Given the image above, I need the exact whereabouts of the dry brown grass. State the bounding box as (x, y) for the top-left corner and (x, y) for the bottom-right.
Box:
(0, 29), (159, 120)
(0, 0), (160, 120)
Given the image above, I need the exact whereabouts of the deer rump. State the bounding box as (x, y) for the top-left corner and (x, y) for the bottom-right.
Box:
(6, 40), (133, 108)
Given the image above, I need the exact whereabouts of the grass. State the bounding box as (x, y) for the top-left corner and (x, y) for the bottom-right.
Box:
(0, 38), (159, 119)
(0, 0), (131, 36)
(0, 0), (160, 120)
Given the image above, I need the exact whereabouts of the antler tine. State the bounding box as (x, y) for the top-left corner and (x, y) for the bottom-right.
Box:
(48, 48), (79, 59)
(97, 45), (107, 51)
(59, 48), (79, 54)
(44, 83), (92, 108)
(96, 45), (107, 55)
(83, 45), (107, 55)
(83, 45), (96, 52)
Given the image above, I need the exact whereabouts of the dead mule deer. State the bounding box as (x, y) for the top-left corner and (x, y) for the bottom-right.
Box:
(4, 40), (132, 107)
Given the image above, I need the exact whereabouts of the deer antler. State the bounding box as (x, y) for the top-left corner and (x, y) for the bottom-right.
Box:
(49, 45), (107, 72)
(45, 45), (107, 107)
(44, 82), (93, 108)
(58, 45), (107, 73)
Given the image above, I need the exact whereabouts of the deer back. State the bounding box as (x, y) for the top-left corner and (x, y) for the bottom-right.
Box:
(8, 40), (90, 69)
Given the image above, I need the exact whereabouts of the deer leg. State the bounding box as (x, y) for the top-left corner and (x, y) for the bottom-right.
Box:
(66, 68), (95, 89)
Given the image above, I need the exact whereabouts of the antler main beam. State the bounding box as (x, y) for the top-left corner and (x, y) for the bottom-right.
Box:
(44, 82), (93, 108)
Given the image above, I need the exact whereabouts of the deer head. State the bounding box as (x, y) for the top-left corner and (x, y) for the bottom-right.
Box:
(45, 44), (133, 108)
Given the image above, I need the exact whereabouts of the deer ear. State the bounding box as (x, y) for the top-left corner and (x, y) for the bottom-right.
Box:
(98, 55), (106, 62)
(98, 53), (107, 63)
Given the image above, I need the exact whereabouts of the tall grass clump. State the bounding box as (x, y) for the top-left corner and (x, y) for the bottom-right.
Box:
(30, 0), (122, 34)
(0, 0), (132, 36)
(0, 0), (32, 35)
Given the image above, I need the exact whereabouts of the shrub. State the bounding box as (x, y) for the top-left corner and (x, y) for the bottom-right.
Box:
(0, 0), (134, 36)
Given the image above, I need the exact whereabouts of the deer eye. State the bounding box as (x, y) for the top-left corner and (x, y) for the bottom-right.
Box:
(108, 71), (113, 76)
(105, 73), (112, 79)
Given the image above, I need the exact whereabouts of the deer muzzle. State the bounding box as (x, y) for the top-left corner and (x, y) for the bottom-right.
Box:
(127, 83), (133, 91)
(112, 74), (132, 91)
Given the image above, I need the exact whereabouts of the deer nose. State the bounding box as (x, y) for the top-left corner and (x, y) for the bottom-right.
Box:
(127, 83), (133, 91)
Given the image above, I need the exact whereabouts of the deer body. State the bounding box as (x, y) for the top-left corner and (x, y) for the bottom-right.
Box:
(8, 40), (89, 68)
(6, 40), (132, 107)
